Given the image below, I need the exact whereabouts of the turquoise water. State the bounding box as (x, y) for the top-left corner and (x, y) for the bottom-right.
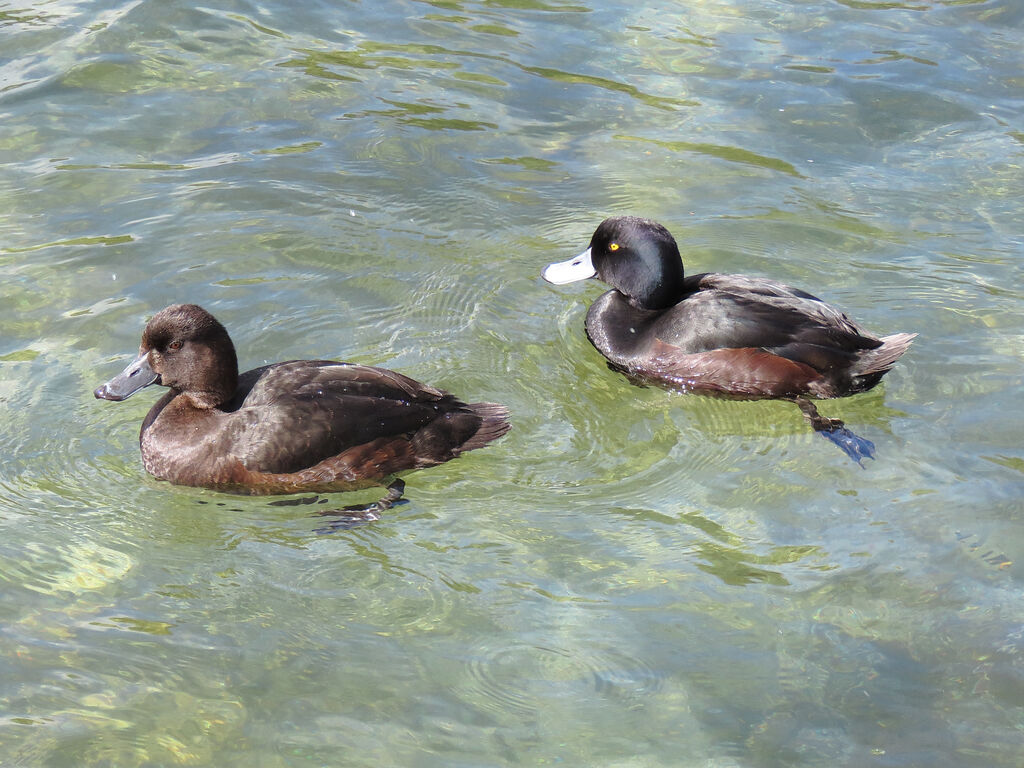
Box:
(2, 0), (1022, 765)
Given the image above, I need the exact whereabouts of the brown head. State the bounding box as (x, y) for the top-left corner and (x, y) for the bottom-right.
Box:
(94, 304), (239, 409)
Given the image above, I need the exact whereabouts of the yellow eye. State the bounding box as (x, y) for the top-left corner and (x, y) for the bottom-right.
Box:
(609, 242), (620, 252)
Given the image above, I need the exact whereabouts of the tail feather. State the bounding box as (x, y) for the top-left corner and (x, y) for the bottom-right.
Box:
(846, 332), (916, 393)
(459, 402), (511, 453)
(854, 332), (917, 377)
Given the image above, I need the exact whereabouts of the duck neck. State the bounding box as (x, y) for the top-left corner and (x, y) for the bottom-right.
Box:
(584, 291), (662, 367)
(188, 339), (239, 409)
(623, 265), (685, 310)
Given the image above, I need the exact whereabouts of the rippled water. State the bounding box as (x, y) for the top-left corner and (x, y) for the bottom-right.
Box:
(2, 0), (1022, 765)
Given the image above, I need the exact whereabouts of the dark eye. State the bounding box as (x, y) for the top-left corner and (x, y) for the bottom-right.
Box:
(167, 340), (183, 351)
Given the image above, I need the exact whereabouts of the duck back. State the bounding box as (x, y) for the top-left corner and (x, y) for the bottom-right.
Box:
(584, 273), (913, 399)
(139, 361), (509, 494)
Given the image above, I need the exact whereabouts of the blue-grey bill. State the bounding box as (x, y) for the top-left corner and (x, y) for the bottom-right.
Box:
(542, 247), (596, 284)
(94, 351), (159, 401)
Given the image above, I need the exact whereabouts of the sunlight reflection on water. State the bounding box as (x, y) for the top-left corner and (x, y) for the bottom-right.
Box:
(1, 0), (1022, 766)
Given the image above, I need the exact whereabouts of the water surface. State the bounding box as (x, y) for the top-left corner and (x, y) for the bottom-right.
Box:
(1, 1), (1022, 766)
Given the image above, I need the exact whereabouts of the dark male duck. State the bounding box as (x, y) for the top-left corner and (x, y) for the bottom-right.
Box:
(95, 304), (510, 514)
(542, 216), (916, 463)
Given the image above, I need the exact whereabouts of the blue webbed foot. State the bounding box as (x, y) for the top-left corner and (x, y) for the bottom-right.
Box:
(817, 426), (876, 467)
(793, 397), (877, 466)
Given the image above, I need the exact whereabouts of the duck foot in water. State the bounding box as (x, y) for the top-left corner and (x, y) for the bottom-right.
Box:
(793, 398), (876, 467)
(312, 479), (408, 533)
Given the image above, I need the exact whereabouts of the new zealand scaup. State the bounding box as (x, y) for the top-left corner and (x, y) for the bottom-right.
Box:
(542, 216), (915, 463)
(94, 304), (510, 510)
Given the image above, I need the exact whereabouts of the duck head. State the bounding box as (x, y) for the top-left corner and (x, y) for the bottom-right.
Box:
(94, 304), (238, 409)
(543, 216), (687, 310)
